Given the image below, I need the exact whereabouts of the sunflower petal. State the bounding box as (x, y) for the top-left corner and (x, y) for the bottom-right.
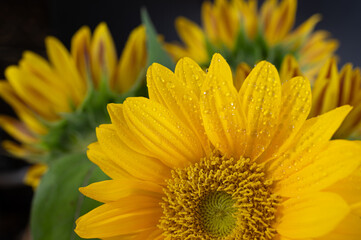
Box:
(259, 76), (311, 162)
(174, 17), (208, 63)
(75, 199), (161, 238)
(200, 53), (245, 157)
(239, 61), (282, 160)
(147, 62), (209, 152)
(107, 103), (156, 157)
(0, 115), (37, 143)
(71, 25), (91, 82)
(268, 105), (352, 180)
(116, 25), (146, 92)
(276, 192), (349, 239)
(96, 124), (170, 183)
(87, 142), (133, 180)
(90, 22), (117, 86)
(326, 164), (361, 205)
(123, 97), (203, 168)
(274, 140), (361, 197)
(174, 57), (206, 97)
(80, 179), (163, 203)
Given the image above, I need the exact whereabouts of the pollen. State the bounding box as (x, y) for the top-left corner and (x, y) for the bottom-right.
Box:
(159, 152), (281, 239)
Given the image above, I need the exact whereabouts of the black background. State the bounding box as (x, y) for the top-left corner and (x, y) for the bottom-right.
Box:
(0, 0), (360, 239)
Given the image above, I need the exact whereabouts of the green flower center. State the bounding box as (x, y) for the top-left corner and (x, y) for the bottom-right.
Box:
(199, 191), (237, 238)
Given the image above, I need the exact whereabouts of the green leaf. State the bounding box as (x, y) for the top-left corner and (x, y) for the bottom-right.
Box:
(141, 8), (175, 70)
(31, 152), (109, 240)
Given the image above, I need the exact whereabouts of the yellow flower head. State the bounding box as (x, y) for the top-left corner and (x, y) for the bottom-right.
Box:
(0, 23), (147, 161)
(166, 0), (338, 82)
(309, 57), (361, 139)
(75, 54), (361, 239)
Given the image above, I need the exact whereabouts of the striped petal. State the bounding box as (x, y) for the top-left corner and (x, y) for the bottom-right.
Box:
(259, 76), (311, 162)
(75, 197), (161, 238)
(116, 25), (147, 92)
(123, 97), (203, 168)
(267, 105), (352, 180)
(80, 179), (163, 203)
(87, 142), (133, 180)
(96, 125), (170, 183)
(90, 22), (117, 86)
(274, 140), (361, 197)
(239, 61), (282, 160)
(147, 62), (209, 152)
(200, 54), (245, 157)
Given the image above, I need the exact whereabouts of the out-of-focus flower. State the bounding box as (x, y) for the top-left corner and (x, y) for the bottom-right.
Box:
(309, 57), (361, 139)
(75, 54), (361, 239)
(0, 23), (147, 187)
(166, 0), (338, 82)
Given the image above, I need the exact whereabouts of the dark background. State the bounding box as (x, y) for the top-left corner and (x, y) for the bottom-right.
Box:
(0, 0), (360, 239)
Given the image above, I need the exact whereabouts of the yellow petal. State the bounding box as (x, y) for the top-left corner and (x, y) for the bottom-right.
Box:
(317, 211), (361, 240)
(91, 22), (117, 86)
(2, 140), (41, 159)
(123, 97), (204, 167)
(107, 103), (156, 157)
(80, 179), (163, 203)
(174, 17), (208, 63)
(285, 14), (321, 49)
(234, 62), (251, 91)
(174, 57), (206, 97)
(274, 140), (361, 197)
(0, 82), (47, 135)
(239, 61), (282, 160)
(71, 25), (91, 82)
(21, 51), (72, 99)
(116, 25), (147, 93)
(147, 62), (209, 152)
(5, 66), (59, 120)
(96, 124), (171, 183)
(200, 53), (245, 157)
(75, 198), (161, 238)
(264, 0), (297, 45)
(267, 105), (352, 180)
(311, 57), (339, 117)
(279, 55), (303, 83)
(0, 115), (37, 144)
(23, 164), (47, 189)
(45, 36), (86, 105)
(202, 1), (218, 45)
(277, 192), (349, 239)
(326, 164), (361, 205)
(259, 76), (311, 162)
(87, 142), (134, 180)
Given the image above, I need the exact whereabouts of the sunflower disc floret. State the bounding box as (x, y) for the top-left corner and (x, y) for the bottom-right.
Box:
(160, 153), (280, 239)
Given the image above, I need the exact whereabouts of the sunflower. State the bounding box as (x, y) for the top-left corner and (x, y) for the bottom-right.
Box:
(309, 57), (361, 139)
(0, 22), (147, 187)
(75, 54), (361, 239)
(165, 0), (338, 82)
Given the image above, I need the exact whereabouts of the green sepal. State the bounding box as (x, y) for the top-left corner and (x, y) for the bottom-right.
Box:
(31, 152), (109, 240)
(141, 8), (175, 71)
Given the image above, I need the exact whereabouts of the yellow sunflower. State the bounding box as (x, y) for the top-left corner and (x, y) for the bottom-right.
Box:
(75, 54), (361, 239)
(309, 57), (361, 139)
(165, 0), (338, 82)
(0, 22), (147, 187)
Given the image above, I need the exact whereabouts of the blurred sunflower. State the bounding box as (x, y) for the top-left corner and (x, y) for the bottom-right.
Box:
(75, 54), (361, 239)
(165, 0), (338, 82)
(309, 57), (361, 139)
(0, 22), (147, 188)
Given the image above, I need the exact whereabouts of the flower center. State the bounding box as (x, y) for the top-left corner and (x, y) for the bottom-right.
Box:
(199, 191), (237, 237)
(159, 152), (280, 239)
